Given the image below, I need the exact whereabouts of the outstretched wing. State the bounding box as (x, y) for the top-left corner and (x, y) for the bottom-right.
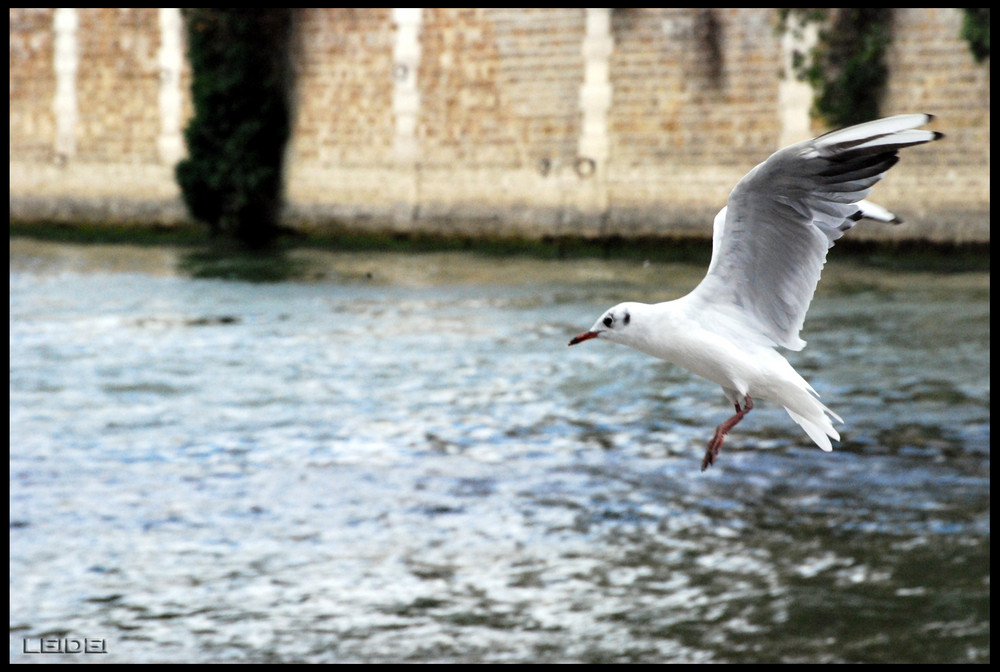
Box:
(688, 113), (942, 351)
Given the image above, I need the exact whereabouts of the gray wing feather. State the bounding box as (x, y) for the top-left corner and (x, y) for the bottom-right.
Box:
(687, 114), (942, 351)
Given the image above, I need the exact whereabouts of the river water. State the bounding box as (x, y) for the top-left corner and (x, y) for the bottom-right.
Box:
(9, 238), (990, 663)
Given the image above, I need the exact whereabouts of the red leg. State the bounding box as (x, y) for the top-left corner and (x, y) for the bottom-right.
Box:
(701, 396), (754, 471)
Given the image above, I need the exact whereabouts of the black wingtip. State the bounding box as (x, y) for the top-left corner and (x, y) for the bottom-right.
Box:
(922, 114), (944, 140)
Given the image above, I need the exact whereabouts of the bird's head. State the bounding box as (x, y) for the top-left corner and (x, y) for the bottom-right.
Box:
(568, 302), (641, 347)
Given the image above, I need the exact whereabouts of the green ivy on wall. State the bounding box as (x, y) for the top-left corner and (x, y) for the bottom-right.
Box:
(175, 9), (295, 249)
(781, 9), (989, 128)
(961, 8), (990, 62)
(778, 8), (891, 128)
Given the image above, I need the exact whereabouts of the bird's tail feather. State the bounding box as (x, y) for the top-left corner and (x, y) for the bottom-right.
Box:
(779, 381), (843, 451)
(785, 407), (840, 452)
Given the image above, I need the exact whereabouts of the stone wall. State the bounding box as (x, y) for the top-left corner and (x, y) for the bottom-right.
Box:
(10, 8), (187, 224)
(9, 8), (991, 242)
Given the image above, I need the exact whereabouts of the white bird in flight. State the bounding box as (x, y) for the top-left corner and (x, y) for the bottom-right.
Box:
(569, 114), (943, 470)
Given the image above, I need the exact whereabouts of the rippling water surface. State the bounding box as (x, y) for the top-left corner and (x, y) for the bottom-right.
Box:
(9, 238), (990, 662)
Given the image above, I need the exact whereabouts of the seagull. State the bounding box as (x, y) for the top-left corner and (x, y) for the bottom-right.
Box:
(569, 114), (943, 470)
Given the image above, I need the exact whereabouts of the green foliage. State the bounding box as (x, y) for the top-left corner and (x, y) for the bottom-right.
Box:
(780, 8), (891, 128)
(961, 8), (990, 62)
(175, 9), (294, 249)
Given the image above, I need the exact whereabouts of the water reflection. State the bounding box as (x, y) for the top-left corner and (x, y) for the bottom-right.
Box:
(179, 245), (310, 283)
(9, 238), (989, 663)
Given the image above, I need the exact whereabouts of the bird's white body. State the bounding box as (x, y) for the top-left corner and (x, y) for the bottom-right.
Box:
(570, 114), (942, 466)
(597, 299), (841, 451)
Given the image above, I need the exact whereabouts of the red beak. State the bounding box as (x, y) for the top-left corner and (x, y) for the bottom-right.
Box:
(568, 331), (599, 346)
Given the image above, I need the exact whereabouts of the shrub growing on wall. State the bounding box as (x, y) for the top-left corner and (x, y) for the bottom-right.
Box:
(779, 8), (891, 128)
(961, 8), (990, 62)
(175, 9), (294, 249)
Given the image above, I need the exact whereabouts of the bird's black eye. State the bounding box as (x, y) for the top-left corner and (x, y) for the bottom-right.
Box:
(603, 315), (613, 328)
(623, 312), (630, 326)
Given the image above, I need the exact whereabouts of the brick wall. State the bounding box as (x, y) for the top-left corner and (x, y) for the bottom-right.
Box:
(75, 8), (161, 163)
(605, 9), (785, 235)
(878, 8), (991, 243)
(10, 8), (57, 164)
(9, 8), (991, 242)
(291, 8), (395, 168)
(285, 9), (399, 225)
(10, 8), (186, 224)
